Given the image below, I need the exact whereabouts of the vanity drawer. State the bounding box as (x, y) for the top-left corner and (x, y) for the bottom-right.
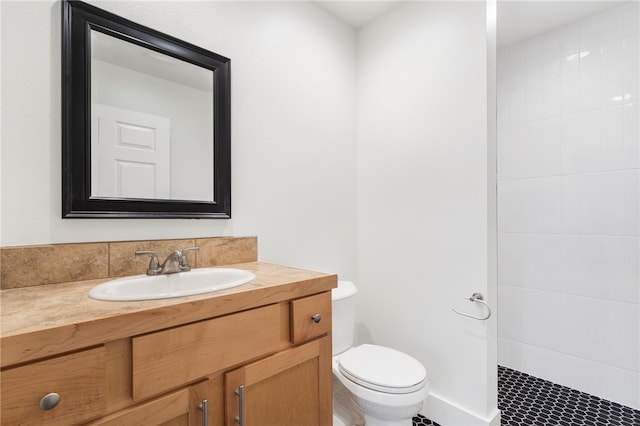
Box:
(132, 303), (282, 401)
(290, 292), (331, 344)
(1, 346), (105, 426)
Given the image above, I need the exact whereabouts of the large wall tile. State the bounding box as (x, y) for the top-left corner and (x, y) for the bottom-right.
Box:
(578, 173), (602, 235)
(541, 30), (561, 119)
(497, 2), (639, 410)
(579, 109), (601, 173)
(579, 14), (602, 111)
(601, 171), (626, 235)
(625, 237), (640, 301)
(195, 236), (258, 267)
(0, 236), (257, 289)
(624, 102), (639, 169)
(600, 5), (625, 107)
(522, 122), (543, 177)
(542, 117), (562, 175)
(525, 37), (543, 123)
(559, 175), (581, 234)
(601, 105), (625, 170)
(600, 236), (630, 301)
(540, 176), (562, 233)
(560, 113), (581, 173)
(624, 2), (639, 104)
(510, 47), (528, 125)
(560, 23), (581, 115)
(1, 243), (108, 289)
(624, 1), (640, 39)
(624, 170), (640, 235)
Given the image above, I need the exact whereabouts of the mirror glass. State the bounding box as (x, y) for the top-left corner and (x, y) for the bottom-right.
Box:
(90, 30), (214, 202)
(62, 0), (231, 218)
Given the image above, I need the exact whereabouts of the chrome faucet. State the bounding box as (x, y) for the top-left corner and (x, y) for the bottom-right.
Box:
(135, 247), (200, 275)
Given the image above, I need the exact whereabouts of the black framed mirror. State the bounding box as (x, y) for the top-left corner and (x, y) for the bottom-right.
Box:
(62, 0), (231, 218)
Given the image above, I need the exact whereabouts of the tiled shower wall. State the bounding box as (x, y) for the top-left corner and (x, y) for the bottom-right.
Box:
(497, 2), (639, 410)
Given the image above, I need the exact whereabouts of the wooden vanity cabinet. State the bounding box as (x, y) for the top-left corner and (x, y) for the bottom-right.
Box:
(85, 376), (223, 426)
(130, 303), (282, 402)
(86, 387), (190, 426)
(225, 336), (331, 426)
(1, 347), (106, 426)
(222, 292), (332, 426)
(127, 292), (332, 426)
(0, 290), (332, 426)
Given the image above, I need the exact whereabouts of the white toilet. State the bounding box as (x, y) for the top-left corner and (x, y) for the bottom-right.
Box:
(332, 281), (429, 426)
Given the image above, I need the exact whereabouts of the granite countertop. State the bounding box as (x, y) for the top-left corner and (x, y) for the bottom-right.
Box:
(1, 262), (337, 367)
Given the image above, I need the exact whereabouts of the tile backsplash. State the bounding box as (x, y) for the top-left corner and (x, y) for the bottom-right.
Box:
(0, 237), (257, 290)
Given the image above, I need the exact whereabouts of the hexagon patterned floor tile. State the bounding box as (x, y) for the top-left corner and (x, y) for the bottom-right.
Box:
(413, 414), (441, 426)
(498, 365), (640, 426)
(413, 366), (639, 426)
(413, 414), (440, 426)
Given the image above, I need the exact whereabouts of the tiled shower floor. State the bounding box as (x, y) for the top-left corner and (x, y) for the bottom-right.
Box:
(412, 366), (640, 426)
(498, 366), (640, 426)
(413, 414), (441, 426)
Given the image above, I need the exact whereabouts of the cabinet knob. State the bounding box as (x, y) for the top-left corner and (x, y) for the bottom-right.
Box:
(311, 314), (321, 323)
(39, 393), (60, 410)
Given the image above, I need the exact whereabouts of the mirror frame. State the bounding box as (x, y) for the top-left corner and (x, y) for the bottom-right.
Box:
(62, 0), (231, 218)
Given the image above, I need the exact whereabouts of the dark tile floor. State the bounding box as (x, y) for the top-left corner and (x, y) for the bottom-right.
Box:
(412, 366), (640, 426)
(413, 414), (441, 426)
(499, 365), (640, 426)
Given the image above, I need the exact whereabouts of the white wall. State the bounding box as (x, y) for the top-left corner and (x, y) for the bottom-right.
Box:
(357, 2), (498, 425)
(0, 1), (357, 280)
(497, 2), (640, 409)
(2, 2), (500, 422)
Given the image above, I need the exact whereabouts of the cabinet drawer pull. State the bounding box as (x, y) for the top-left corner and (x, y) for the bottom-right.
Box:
(199, 399), (208, 426)
(311, 313), (321, 323)
(235, 385), (244, 426)
(39, 392), (61, 410)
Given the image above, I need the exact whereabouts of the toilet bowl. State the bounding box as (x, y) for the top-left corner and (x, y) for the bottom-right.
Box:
(332, 281), (429, 426)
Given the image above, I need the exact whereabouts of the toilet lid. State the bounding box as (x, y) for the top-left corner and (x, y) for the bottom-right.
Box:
(338, 344), (427, 394)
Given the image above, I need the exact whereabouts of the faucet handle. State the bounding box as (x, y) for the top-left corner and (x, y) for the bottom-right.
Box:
(135, 251), (162, 275)
(179, 247), (200, 271)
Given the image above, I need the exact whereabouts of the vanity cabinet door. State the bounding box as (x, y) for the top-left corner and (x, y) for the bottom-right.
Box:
(1, 347), (105, 426)
(82, 376), (223, 426)
(189, 376), (225, 426)
(84, 388), (190, 426)
(225, 336), (332, 426)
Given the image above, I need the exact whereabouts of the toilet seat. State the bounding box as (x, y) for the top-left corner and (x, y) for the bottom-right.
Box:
(338, 344), (427, 394)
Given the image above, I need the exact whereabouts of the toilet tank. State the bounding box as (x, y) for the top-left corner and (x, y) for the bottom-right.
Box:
(331, 280), (358, 355)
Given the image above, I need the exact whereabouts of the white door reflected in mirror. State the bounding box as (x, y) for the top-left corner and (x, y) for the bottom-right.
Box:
(90, 29), (214, 202)
(91, 104), (171, 199)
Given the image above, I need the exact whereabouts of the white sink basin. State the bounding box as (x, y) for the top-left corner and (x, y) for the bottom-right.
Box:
(89, 268), (256, 301)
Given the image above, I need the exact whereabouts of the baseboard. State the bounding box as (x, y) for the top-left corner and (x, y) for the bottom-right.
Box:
(422, 391), (501, 426)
